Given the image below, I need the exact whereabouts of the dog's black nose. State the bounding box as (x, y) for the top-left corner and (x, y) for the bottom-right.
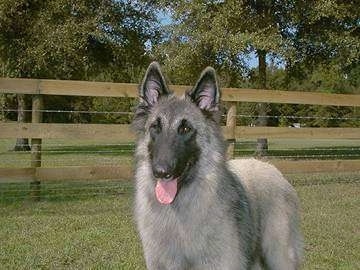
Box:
(153, 164), (173, 179)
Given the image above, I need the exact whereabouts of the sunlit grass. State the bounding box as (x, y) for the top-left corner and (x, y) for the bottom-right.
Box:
(1, 176), (359, 269)
(0, 139), (359, 269)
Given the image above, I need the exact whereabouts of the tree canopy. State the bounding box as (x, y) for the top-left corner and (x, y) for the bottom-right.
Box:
(0, 0), (359, 129)
(155, 0), (359, 92)
(0, 0), (159, 81)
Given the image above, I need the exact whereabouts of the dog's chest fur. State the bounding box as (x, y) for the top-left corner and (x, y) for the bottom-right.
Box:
(135, 162), (249, 269)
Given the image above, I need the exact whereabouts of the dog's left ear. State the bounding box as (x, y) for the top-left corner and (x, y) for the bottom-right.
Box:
(187, 67), (220, 112)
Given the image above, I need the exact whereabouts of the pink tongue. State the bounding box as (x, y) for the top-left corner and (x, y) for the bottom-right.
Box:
(155, 178), (178, 204)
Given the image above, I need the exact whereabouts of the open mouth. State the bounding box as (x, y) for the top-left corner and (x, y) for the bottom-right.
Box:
(154, 161), (193, 205)
(155, 177), (178, 204)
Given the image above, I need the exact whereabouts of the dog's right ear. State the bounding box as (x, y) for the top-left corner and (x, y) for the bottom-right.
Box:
(132, 62), (169, 134)
(187, 67), (220, 112)
(186, 67), (222, 123)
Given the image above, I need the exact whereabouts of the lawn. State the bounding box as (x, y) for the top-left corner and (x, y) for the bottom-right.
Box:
(0, 138), (359, 269)
(1, 174), (359, 270)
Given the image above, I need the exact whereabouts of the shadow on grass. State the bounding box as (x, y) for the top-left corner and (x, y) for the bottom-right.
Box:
(234, 143), (360, 160)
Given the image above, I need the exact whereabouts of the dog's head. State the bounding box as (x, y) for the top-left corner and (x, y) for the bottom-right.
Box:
(133, 62), (223, 204)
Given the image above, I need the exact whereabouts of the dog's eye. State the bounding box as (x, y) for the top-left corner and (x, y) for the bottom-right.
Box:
(178, 120), (192, 135)
(179, 126), (191, 134)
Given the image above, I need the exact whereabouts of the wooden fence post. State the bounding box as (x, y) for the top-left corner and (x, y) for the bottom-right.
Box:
(30, 95), (43, 201)
(226, 103), (237, 160)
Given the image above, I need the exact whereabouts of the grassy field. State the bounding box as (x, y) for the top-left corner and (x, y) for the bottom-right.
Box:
(0, 174), (359, 269)
(1, 139), (359, 269)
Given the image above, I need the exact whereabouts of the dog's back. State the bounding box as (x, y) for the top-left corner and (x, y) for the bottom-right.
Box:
(228, 158), (303, 269)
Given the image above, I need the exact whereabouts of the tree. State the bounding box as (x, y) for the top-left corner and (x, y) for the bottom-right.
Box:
(156, 0), (298, 155)
(0, 0), (160, 146)
(13, 95), (31, 151)
(288, 0), (360, 88)
(0, 0), (160, 80)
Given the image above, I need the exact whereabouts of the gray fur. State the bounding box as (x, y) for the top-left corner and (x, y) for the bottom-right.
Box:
(133, 62), (303, 270)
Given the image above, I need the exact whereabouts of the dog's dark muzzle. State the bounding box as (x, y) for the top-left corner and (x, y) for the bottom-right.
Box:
(152, 163), (175, 180)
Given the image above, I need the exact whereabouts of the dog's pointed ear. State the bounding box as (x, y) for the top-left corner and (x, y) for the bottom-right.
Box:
(132, 62), (169, 134)
(187, 67), (220, 112)
(140, 61), (169, 107)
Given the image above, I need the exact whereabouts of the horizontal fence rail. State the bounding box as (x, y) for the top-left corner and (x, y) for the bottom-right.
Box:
(1, 77), (360, 106)
(0, 123), (135, 141)
(1, 160), (360, 183)
(0, 77), (359, 188)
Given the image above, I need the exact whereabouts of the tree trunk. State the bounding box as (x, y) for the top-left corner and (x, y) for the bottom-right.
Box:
(256, 49), (269, 156)
(14, 94), (30, 151)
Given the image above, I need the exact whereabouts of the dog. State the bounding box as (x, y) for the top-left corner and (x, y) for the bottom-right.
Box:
(132, 62), (303, 269)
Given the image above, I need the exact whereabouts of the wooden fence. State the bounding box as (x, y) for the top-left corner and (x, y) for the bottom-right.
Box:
(0, 78), (359, 186)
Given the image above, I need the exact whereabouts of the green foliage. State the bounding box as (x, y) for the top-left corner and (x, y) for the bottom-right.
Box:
(91, 97), (137, 124)
(286, 63), (360, 94)
(0, 0), (160, 124)
(291, 0), (359, 69)
(0, 1), (358, 126)
(157, 0), (359, 88)
(155, 0), (297, 86)
(0, 0), (159, 80)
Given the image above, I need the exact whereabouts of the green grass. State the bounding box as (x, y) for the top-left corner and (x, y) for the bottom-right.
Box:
(0, 139), (134, 168)
(1, 139), (359, 269)
(0, 194), (145, 269)
(298, 182), (360, 270)
(1, 175), (360, 269)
